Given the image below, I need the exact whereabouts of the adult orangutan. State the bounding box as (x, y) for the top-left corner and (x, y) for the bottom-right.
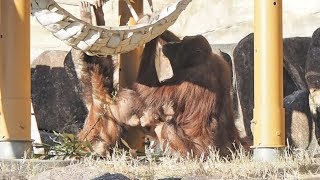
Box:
(74, 1), (180, 155)
(134, 35), (245, 157)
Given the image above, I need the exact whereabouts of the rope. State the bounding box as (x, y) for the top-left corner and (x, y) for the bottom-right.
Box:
(31, 0), (192, 56)
(124, 0), (140, 23)
(54, 0), (111, 6)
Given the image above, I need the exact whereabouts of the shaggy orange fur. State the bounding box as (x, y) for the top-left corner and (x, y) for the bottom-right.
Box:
(134, 35), (243, 157)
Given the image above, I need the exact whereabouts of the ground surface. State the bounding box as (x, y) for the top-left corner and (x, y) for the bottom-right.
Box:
(2, 149), (320, 180)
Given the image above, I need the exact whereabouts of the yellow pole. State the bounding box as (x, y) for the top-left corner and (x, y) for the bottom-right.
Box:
(253, 0), (285, 160)
(0, 0), (31, 159)
(118, 0), (145, 153)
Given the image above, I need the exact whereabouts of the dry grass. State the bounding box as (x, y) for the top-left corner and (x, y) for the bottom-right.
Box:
(2, 147), (320, 179)
(79, 147), (320, 179)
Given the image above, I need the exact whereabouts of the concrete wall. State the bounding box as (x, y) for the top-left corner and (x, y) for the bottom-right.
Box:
(31, 0), (320, 60)
(156, 0), (320, 43)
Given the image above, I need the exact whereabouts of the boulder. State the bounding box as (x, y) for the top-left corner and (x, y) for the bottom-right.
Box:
(283, 37), (311, 90)
(31, 50), (87, 134)
(232, 33), (255, 140)
(233, 33), (311, 140)
(284, 90), (319, 150)
(212, 43), (246, 137)
(39, 131), (59, 146)
(306, 28), (320, 119)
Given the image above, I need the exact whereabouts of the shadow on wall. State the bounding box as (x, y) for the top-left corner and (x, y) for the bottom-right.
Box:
(31, 51), (87, 134)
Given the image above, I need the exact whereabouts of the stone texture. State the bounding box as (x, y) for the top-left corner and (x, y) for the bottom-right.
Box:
(307, 28), (320, 88)
(233, 33), (311, 140)
(283, 37), (311, 90)
(306, 28), (320, 119)
(284, 90), (319, 150)
(31, 50), (87, 134)
(182, 176), (221, 180)
(94, 173), (130, 180)
(232, 34), (255, 140)
(39, 131), (59, 146)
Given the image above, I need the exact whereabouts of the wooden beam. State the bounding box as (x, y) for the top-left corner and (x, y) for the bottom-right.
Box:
(118, 0), (145, 153)
(55, 0), (110, 6)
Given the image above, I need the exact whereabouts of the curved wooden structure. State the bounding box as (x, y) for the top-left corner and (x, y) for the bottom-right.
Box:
(31, 0), (191, 56)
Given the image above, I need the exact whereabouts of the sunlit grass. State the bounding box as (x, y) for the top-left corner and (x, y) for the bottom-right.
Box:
(78, 146), (320, 179)
(2, 145), (320, 179)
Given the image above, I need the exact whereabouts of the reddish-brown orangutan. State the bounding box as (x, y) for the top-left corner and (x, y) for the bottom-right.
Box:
(73, 1), (145, 156)
(74, 1), (243, 157)
(134, 35), (244, 157)
(74, 1), (180, 156)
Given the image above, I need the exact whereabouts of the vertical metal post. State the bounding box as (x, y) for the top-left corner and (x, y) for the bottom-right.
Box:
(118, 0), (145, 153)
(253, 0), (285, 161)
(0, 0), (31, 158)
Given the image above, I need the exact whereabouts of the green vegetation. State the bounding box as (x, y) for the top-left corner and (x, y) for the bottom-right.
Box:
(32, 132), (93, 160)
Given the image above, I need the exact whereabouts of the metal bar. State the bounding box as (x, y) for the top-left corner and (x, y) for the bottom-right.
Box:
(0, 0), (32, 159)
(124, 0), (140, 22)
(252, 0), (285, 161)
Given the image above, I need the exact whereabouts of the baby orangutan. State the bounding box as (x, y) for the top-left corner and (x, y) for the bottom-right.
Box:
(78, 68), (174, 156)
(139, 101), (175, 142)
(140, 101), (175, 127)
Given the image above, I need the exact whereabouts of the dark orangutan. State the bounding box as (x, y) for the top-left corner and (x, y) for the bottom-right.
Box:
(134, 35), (245, 157)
